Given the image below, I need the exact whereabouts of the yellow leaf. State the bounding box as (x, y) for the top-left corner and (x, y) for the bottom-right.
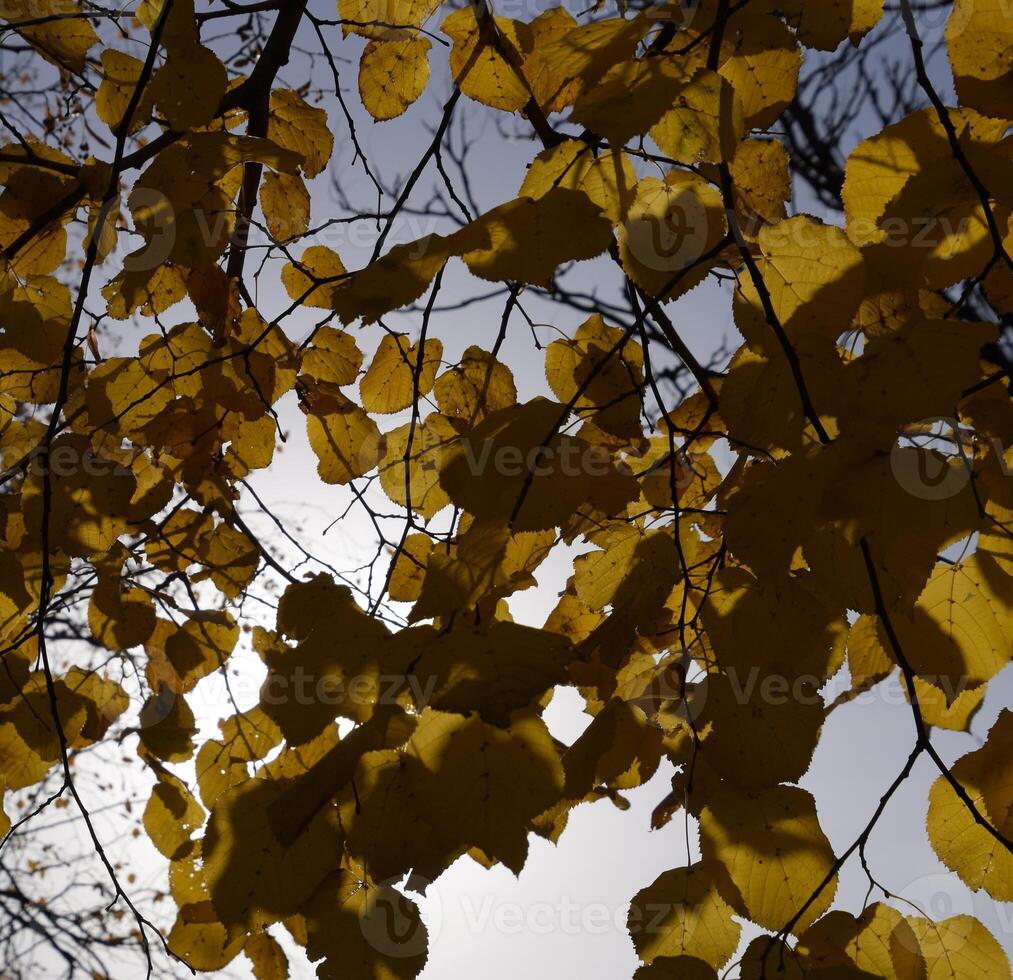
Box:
(928, 709), (1013, 901)
(96, 50), (154, 131)
(634, 959), (718, 980)
(0, 0), (98, 73)
(893, 553), (1012, 695)
(564, 698), (663, 797)
(261, 171), (311, 241)
(139, 687), (198, 764)
(282, 245), (347, 308)
(843, 108), (1010, 253)
(461, 188), (614, 287)
(544, 314), (644, 441)
(268, 89), (334, 178)
(906, 915), (1012, 980)
(332, 234), (460, 324)
(433, 345), (516, 423)
(88, 573), (156, 651)
(700, 783), (837, 934)
(21, 435), (137, 559)
(200, 523), (260, 599)
(165, 611), (239, 693)
(733, 215), (865, 354)
(618, 172), (728, 301)
(948, 0), (1013, 120)
(519, 140), (636, 224)
(718, 10), (801, 128)
(627, 861), (741, 969)
(443, 7), (531, 113)
(168, 908), (245, 972)
(729, 138), (791, 226)
(245, 932), (289, 980)
(358, 37), (431, 121)
(303, 866), (428, 980)
(204, 776), (342, 931)
(528, 15), (649, 103)
(649, 69), (744, 165)
(378, 412), (459, 518)
(782, 0), (886, 51)
(388, 533), (432, 601)
(150, 43), (228, 132)
(301, 326), (363, 386)
(523, 7), (581, 113)
(102, 263), (189, 320)
(260, 578), (392, 739)
(438, 398), (637, 532)
(344, 709), (564, 879)
(144, 770), (204, 860)
(304, 382), (382, 485)
(360, 333), (443, 414)
(389, 618), (572, 725)
(338, 0), (441, 40)
(571, 56), (689, 146)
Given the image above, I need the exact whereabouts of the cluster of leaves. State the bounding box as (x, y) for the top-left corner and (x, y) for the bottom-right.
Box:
(0, 0), (1012, 978)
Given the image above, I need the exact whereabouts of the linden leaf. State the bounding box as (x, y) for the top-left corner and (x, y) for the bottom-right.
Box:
(649, 69), (745, 165)
(893, 553), (1012, 695)
(520, 140), (636, 224)
(339, 0), (441, 40)
(301, 326), (363, 387)
(282, 245), (347, 308)
(268, 90), (335, 179)
(344, 709), (564, 880)
(544, 313), (644, 441)
(245, 932), (289, 980)
(433, 345), (517, 423)
(627, 862), (741, 969)
(948, 0), (1013, 120)
(261, 171), (311, 242)
(729, 138), (791, 226)
(378, 412), (459, 519)
(570, 56), (689, 146)
(164, 611), (239, 693)
(144, 769), (205, 860)
(303, 866), (428, 980)
(906, 915), (1012, 980)
(167, 908), (245, 972)
(332, 234), (461, 325)
(782, 0), (886, 51)
(460, 188), (614, 287)
(733, 215), (865, 354)
(303, 379), (382, 485)
(388, 619), (573, 725)
(442, 7), (532, 113)
(358, 37), (431, 121)
(0, 0), (98, 73)
(718, 10), (801, 128)
(88, 573), (156, 651)
(618, 172), (728, 301)
(96, 50), (155, 131)
(927, 709), (1013, 901)
(149, 42), (228, 132)
(634, 959), (718, 980)
(564, 698), (663, 798)
(360, 334), (443, 414)
(700, 784), (838, 934)
(203, 776), (343, 931)
(438, 398), (637, 532)
(260, 578), (393, 739)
